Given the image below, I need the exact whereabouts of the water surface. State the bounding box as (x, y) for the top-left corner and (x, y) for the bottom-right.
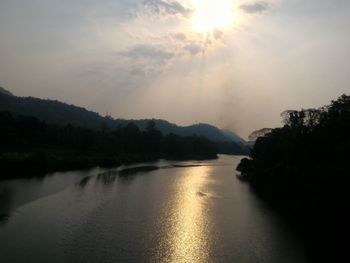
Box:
(0, 155), (310, 262)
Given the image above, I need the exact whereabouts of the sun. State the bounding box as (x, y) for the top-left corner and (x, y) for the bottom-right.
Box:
(190, 0), (236, 33)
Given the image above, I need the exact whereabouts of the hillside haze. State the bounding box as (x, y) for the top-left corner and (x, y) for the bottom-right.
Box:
(0, 87), (248, 149)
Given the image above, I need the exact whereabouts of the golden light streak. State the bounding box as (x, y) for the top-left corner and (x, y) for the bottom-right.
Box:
(190, 0), (237, 33)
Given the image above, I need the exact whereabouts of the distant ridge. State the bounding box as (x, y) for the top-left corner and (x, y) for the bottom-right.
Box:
(0, 87), (14, 97)
(0, 88), (249, 150)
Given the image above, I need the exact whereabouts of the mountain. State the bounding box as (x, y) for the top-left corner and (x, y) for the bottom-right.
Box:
(221, 129), (248, 146)
(0, 88), (249, 149)
(0, 87), (14, 97)
(0, 91), (106, 129)
(126, 120), (245, 143)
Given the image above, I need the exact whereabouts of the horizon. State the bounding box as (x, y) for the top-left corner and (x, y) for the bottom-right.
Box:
(1, 0), (349, 138)
(0, 85), (255, 140)
(1, 2), (350, 261)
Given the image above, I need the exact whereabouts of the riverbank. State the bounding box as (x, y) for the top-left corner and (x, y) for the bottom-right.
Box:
(0, 149), (218, 180)
(0, 113), (224, 180)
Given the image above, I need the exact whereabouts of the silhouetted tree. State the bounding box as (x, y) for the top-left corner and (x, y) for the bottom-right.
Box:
(237, 94), (350, 259)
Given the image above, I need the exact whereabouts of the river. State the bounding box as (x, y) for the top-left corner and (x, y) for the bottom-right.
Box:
(0, 155), (311, 263)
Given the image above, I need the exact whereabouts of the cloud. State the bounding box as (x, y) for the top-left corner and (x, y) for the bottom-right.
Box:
(184, 43), (202, 56)
(119, 44), (175, 75)
(240, 1), (269, 14)
(122, 44), (174, 63)
(213, 29), (224, 40)
(173, 32), (187, 41)
(142, 0), (193, 17)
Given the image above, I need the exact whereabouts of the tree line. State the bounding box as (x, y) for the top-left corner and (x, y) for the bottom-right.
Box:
(0, 111), (219, 178)
(237, 94), (350, 260)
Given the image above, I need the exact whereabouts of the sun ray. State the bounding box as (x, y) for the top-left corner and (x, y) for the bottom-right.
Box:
(190, 0), (237, 33)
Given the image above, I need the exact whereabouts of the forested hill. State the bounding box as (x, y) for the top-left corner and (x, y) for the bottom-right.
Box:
(0, 88), (106, 129)
(0, 87), (14, 96)
(237, 94), (350, 260)
(0, 87), (248, 152)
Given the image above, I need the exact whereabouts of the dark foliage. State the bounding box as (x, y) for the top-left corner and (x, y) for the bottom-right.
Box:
(0, 90), (249, 153)
(237, 94), (350, 259)
(248, 128), (273, 142)
(0, 112), (220, 179)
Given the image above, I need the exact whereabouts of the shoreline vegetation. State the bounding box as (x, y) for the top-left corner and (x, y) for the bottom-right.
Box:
(0, 151), (218, 180)
(236, 94), (350, 260)
(0, 111), (240, 180)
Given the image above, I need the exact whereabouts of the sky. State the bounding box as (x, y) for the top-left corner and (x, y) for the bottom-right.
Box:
(0, 0), (349, 138)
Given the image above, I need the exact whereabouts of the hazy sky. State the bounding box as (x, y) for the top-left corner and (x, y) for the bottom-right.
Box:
(0, 0), (349, 138)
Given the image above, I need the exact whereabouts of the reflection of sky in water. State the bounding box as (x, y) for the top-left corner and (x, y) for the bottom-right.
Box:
(0, 156), (311, 263)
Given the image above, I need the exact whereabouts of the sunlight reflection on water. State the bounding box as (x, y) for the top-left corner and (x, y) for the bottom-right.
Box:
(153, 166), (213, 263)
(0, 156), (311, 263)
